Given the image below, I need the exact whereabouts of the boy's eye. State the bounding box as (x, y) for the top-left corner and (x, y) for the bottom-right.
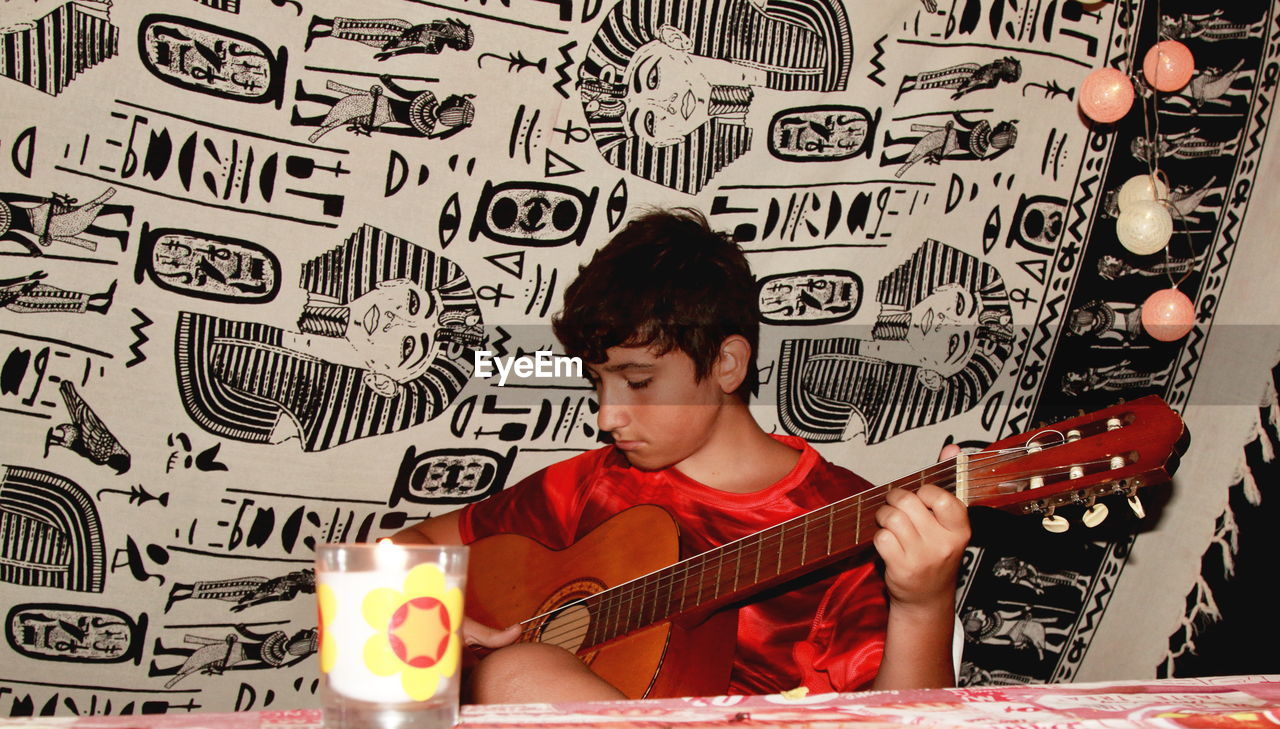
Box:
(626, 378), (652, 390)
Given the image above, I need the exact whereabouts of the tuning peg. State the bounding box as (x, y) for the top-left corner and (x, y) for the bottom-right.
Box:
(1127, 493), (1145, 519)
(1082, 502), (1109, 527)
(1041, 509), (1070, 533)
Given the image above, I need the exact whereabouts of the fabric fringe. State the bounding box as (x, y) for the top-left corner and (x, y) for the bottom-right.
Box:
(1162, 357), (1279, 673)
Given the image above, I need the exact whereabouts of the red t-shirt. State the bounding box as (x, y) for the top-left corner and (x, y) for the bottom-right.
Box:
(458, 434), (888, 695)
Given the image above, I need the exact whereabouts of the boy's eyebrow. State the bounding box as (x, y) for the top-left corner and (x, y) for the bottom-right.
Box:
(601, 362), (655, 373)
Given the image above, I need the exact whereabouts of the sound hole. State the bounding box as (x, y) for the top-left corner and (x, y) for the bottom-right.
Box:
(533, 577), (604, 655)
(539, 601), (591, 653)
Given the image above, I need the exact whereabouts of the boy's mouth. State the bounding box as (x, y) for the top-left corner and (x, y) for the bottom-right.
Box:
(613, 439), (643, 451)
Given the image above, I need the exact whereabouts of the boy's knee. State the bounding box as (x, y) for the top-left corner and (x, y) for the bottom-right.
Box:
(468, 643), (621, 704)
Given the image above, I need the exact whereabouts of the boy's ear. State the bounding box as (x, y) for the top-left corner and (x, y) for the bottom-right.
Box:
(715, 335), (751, 394)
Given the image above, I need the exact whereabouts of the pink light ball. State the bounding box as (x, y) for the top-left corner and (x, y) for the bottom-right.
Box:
(1142, 288), (1195, 341)
(1143, 41), (1195, 92)
(1117, 174), (1169, 211)
(1079, 68), (1134, 123)
(1116, 199), (1173, 254)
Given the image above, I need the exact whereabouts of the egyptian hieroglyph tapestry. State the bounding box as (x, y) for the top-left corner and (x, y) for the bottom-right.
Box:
(2, 0), (1279, 714)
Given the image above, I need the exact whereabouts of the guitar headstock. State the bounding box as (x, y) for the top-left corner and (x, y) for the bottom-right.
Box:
(955, 396), (1189, 526)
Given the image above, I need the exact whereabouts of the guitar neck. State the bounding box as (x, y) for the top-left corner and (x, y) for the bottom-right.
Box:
(575, 472), (932, 651)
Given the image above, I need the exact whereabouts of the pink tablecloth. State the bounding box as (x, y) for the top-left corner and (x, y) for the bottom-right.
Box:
(2, 676), (1276, 729)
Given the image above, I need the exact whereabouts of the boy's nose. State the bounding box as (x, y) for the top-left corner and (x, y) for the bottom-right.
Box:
(596, 400), (629, 433)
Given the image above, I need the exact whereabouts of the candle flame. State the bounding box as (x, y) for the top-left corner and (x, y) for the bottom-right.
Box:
(375, 537), (408, 569)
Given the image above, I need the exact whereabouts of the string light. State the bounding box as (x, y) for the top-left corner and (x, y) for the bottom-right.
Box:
(1082, 0), (1200, 342)
(1116, 174), (1169, 211)
(1143, 40), (1195, 92)
(1116, 199), (1172, 255)
(1079, 68), (1134, 123)
(1141, 288), (1195, 341)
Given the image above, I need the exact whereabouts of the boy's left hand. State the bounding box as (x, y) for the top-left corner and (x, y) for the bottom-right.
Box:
(872, 444), (971, 612)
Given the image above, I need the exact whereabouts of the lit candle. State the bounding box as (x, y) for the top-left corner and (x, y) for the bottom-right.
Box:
(316, 541), (467, 707)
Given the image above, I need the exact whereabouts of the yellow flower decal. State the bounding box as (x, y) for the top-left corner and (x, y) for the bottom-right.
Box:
(317, 582), (338, 674)
(361, 563), (462, 701)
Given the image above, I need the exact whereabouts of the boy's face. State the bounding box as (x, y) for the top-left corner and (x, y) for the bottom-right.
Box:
(585, 344), (726, 471)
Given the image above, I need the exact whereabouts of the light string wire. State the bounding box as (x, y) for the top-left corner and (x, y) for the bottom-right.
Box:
(1131, 0), (1198, 290)
(516, 439), (1121, 649)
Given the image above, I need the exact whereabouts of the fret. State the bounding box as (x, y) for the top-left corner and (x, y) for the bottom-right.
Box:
(609, 586), (622, 640)
(776, 521), (785, 575)
(597, 591), (610, 646)
(826, 506), (834, 555)
(695, 553), (706, 607)
(653, 570), (665, 625)
(624, 580), (639, 634)
(753, 531), (762, 583)
(670, 562), (680, 613)
(678, 563), (688, 613)
(731, 539), (742, 593)
(800, 513), (809, 565)
(643, 574), (655, 629)
(613, 583), (627, 637)
(633, 578), (646, 633)
(614, 578), (624, 634)
(632, 577), (643, 633)
(596, 593), (610, 647)
(657, 569), (670, 625)
(854, 493), (861, 546)
(712, 548), (723, 600)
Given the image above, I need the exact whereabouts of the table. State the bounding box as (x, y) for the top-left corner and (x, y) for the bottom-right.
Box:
(1, 676), (1276, 729)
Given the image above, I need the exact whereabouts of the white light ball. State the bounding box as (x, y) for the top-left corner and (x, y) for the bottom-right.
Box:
(1116, 200), (1173, 254)
(1117, 174), (1169, 212)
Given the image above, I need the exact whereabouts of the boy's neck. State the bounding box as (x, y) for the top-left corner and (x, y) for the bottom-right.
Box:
(668, 398), (801, 494)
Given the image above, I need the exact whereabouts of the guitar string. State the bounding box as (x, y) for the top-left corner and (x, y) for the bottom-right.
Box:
(520, 449), (1127, 648)
(519, 449), (1121, 646)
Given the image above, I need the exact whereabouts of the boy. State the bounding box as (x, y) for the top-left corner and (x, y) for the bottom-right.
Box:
(395, 208), (970, 702)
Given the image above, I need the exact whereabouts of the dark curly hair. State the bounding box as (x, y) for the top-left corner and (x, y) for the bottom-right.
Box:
(552, 208), (760, 398)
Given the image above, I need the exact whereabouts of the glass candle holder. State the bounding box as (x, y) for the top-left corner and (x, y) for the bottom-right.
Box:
(316, 541), (468, 729)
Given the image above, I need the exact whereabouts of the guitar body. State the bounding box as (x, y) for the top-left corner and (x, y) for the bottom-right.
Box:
(466, 504), (738, 699)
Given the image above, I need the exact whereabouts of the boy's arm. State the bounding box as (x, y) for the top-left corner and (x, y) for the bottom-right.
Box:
(870, 446), (971, 690)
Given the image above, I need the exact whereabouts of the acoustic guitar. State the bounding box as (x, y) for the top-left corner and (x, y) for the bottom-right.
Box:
(465, 395), (1189, 699)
